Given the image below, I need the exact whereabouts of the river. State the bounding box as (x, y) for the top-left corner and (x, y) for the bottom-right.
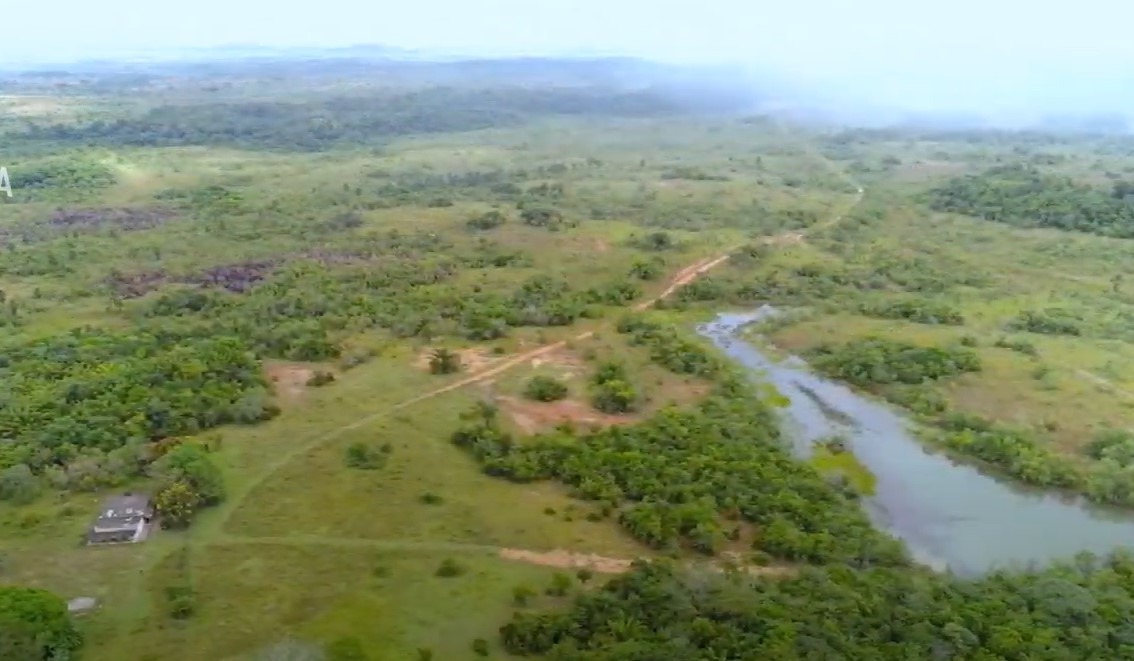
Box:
(698, 307), (1134, 576)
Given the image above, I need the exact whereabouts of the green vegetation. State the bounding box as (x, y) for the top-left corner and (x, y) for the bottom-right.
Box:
(1007, 308), (1082, 336)
(0, 331), (269, 493)
(858, 297), (964, 325)
(5, 54), (1134, 661)
(428, 349), (462, 375)
(811, 442), (877, 497)
(0, 586), (82, 660)
(451, 337), (904, 562)
(344, 442), (391, 470)
(929, 164), (1134, 238)
(500, 554), (1134, 659)
(588, 362), (639, 414)
(809, 338), (981, 387)
(523, 375), (569, 402)
(152, 443), (226, 528)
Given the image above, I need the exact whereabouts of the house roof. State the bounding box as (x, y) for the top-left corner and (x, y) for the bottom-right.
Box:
(95, 494), (151, 525)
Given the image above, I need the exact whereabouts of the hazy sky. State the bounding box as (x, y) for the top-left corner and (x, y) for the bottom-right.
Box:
(5, 0), (1133, 113)
(6, 0), (1131, 66)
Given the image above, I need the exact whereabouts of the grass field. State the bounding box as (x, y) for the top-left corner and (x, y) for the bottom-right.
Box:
(0, 89), (829, 659)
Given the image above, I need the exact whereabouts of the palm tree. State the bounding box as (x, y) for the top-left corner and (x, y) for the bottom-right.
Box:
(428, 348), (462, 374)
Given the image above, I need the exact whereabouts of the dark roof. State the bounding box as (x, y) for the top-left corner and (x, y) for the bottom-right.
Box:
(90, 494), (152, 534)
(97, 494), (151, 521)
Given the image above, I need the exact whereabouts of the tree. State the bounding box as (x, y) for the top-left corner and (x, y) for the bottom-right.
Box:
(151, 443), (225, 505)
(0, 586), (82, 661)
(155, 481), (199, 529)
(428, 348), (462, 375)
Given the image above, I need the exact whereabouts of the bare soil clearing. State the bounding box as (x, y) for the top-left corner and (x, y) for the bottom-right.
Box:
(528, 347), (586, 377)
(264, 362), (318, 400)
(497, 395), (637, 434)
(498, 548), (796, 578)
(499, 548), (635, 574)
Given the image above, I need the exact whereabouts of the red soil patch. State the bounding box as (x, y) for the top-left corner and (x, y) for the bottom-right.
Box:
(497, 395), (636, 434)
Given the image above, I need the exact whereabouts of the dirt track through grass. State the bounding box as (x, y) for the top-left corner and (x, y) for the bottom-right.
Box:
(214, 143), (867, 572)
(217, 247), (734, 535)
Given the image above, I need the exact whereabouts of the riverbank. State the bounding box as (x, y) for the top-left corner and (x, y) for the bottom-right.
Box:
(699, 308), (1134, 576)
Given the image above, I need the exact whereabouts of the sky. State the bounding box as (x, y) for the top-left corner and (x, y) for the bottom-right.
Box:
(4, 0), (1133, 115)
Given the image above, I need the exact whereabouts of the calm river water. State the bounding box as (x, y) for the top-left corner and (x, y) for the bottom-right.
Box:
(698, 307), (1134, 576)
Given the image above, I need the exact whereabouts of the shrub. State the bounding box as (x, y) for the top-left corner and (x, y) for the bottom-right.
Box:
(467, 210), (506, 230)
(1007, 309), (1082, 336)
(306, 371), (336, 387)
(0, 464), (41, 504)
(419, 492), (444, 505)
(523, 375), (569, 402)
(471, 639), (490, 657)
(435, 558), (466, 577)
(994, 336), (1039, 356)
(164, 585), (196, 620)
(512, 585), (537, 606)
(344, 442), (388, 470)
(547, 572), (573, 596)
(592, 380), (638, 414)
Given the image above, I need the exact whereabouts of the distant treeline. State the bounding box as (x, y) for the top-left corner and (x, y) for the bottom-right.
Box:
(14, 86), (685, 151)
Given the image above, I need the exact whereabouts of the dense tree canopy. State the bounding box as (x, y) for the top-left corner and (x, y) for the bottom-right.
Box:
(501, 554), (1134, 660)
(928, 165), (1134, 238)
(0, 328), (271, 492)
(0, 586), (82, 661)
